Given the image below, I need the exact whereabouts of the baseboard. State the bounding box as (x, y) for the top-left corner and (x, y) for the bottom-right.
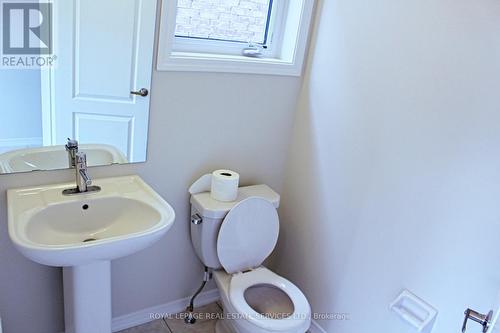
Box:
(0, 137), (42, 154)
(0, 137), (42, 147)
(309, 319), (327, 333)
(111, 289), (220, 332)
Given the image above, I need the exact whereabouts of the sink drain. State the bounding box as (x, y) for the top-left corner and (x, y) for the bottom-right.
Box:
(83, 238), (97, 243)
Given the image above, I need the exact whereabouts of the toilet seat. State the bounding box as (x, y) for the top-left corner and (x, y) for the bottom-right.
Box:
(229, 267), (311, 332)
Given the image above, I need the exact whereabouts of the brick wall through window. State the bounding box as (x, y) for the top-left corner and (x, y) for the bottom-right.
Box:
(175, 0), (271, 44)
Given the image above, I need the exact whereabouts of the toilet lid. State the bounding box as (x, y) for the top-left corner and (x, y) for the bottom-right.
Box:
(217, 197), (279, 274)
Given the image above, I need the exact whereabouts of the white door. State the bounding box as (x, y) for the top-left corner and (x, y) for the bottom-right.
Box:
(462, 292), (500, 333)
(488, 294), (500, 332)
(47, 0), (156, 162)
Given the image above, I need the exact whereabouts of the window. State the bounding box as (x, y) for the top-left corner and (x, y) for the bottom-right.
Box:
(157, 0), (315, 76)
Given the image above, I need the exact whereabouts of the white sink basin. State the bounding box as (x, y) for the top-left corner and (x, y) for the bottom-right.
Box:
(0, 144), (128, 173)
(8, 175), (175, 267)
(7, 175), (175, 333)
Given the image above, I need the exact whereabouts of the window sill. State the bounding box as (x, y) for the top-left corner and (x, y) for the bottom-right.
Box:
(157, 51), (303, 76)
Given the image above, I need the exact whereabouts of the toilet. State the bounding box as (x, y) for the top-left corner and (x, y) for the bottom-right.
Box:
(190, 185), (311, 333)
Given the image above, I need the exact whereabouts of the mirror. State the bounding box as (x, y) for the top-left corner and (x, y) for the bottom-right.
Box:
(0, 0), (157, 174)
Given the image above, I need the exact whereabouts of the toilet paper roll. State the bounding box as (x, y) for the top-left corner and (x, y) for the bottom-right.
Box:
(188, 169), (240, 202)
(210, 170), (239, 202)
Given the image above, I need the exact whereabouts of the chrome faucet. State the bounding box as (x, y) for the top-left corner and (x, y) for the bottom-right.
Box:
(65, 138), (79, 168)
(75, 152), (92, 192)
(62, 151), (101, 195)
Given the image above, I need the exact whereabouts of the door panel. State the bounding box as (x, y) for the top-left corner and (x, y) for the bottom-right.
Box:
(49, 0), (156, 162)
(74, 113), (133, 160)
(74, 0), (138, 102)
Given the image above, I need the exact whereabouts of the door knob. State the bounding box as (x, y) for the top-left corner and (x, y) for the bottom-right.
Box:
(462, 308), (493, 333)
(130, 88), (149, 97)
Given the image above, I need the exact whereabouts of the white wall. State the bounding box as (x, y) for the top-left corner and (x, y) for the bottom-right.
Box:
(0, 70), (43, 149)
(273, 0), (500, 332)
(0, 67), (300, 333)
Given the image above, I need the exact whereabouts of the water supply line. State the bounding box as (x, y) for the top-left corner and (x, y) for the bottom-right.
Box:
(185, 266), (212, 324)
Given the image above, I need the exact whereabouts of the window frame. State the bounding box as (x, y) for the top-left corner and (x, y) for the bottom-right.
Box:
(157, 0), (316, 76)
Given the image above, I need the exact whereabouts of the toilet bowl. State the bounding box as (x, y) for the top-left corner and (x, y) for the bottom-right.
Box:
(189, 185), (311, 333)
(214, 268), (311, 333)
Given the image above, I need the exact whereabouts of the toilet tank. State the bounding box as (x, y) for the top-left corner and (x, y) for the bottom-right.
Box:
(190, 184), (280, 269)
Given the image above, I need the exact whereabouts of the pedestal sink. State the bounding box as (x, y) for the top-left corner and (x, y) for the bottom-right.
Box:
(7, 175), (175, 333)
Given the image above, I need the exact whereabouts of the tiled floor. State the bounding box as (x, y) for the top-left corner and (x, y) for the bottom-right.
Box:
(118, 302), (223, 333)
(118, 302), (312, 333)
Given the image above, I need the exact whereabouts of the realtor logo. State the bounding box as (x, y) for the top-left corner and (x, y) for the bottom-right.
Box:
(1, 1), (55, 68)
(2, 2), (52, 54)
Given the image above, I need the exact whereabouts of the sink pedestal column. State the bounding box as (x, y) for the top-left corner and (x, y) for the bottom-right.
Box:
(63, 261), (112, 333)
